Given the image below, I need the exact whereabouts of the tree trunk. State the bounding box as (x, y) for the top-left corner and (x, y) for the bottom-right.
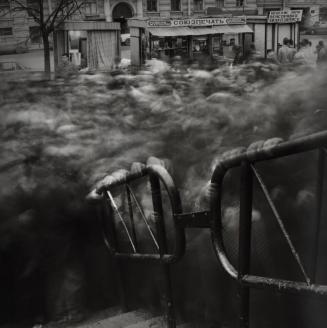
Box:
(42, 33), (51, 79)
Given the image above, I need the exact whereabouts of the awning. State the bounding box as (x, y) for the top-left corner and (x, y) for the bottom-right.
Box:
(148, 25), (253, 37)
(148, 27), (193, 37)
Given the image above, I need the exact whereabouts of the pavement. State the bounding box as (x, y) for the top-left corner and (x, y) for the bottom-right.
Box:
(0, 46), (131, 72)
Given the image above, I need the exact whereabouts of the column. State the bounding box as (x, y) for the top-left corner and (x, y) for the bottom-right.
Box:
(130, 27), (141, 66)
(136, 0), (143, 18)
(104, 0), (112, 22)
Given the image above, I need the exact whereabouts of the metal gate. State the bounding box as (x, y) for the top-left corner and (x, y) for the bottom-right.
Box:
(88, 130), (327, 328)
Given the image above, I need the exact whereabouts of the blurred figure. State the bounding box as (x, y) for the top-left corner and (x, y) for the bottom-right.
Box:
(277, 37), (293, 64)
(315, 41), (327, 66)
(245, 43), (262, 63)
(56, 53), (78, 78)
(294, 39), (316, 68)
(288, 39), (297, 61)
(266, 49), (279, 64)
(232, 45), (243, 65)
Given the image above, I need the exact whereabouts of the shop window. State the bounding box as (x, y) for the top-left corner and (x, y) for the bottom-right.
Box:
(0, 0), (10, 19)
(147, 0), (157, 12)
(0, 27), (12, 35)
(84, 0), (98, 15)
(26, 0), (39, 17)
(194, 0), (203, 11)
(29, 26), (41, 43)
(171, 0), (181, 12)
(216, 0), (224, 8)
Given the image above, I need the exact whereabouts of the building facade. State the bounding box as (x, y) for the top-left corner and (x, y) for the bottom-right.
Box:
(1, 0), (325, 53)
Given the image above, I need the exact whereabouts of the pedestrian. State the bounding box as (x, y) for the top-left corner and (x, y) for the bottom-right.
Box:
(294, 39), (316, 68)
(277, 37), (293, 64)
(55, 53), (78, 78)
(245, 43), (262, 63)
(288, 39), (297, 61)
(315, 41), (327, 66)
(232, 44), (243, 65)
(266, 49), (279, 64)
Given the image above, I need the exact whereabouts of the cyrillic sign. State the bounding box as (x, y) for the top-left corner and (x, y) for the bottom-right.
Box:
(147, 16), (246, 27)
(268, 10), (303, 23)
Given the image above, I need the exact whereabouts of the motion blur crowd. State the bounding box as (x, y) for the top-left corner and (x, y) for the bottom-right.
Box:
(234, 37), (327, 68)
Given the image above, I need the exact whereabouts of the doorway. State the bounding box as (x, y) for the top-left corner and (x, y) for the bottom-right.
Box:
(112, 2), (133, 34)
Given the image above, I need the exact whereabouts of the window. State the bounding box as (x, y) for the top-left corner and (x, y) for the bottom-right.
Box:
(0, 0), (10, 18)
(320, 7), (327, 21)
(217, 0), (224, 8)
(236, 0), (244, 7)
(194, 0), (203, 11)
(29, 26), (41, 43)
(26, 0), (39, 17)
(0, 27), (12, 35)
(171, 0), (181, 11)
(147, 0), (157, 12)
(84, 0), (97, 15)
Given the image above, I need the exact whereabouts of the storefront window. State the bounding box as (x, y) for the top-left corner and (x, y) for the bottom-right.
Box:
(192, 37), (208, 54)
(171, 0), (181, 11)
(150, 36), (188, 59)
(147, 0), (157, 12)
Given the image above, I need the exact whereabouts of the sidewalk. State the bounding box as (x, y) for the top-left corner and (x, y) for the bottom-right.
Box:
(0, 49), (55, 72)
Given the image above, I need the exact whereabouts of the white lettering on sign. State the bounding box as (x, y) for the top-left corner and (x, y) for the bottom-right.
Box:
(147, 16), (246, 27)
(268, 10), (303, 23)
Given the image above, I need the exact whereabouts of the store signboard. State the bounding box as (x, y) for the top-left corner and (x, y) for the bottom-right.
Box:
(147, 16), (246, 28)
(268, 10), (303, 23)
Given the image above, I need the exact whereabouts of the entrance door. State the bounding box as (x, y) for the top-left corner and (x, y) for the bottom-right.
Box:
(112, 3), (133, 34)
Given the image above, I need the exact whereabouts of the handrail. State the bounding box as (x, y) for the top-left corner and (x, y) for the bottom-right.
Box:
(209, 130), (327, 328)
(88, 164), (185, 264)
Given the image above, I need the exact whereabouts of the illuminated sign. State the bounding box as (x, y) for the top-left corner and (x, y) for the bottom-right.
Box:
(268, 10), (303, 23)
(147, 16), (246, 27)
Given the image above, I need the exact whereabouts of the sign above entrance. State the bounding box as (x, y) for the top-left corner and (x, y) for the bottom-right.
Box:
(147, 16), (246, 28)
(268, 10), (303, 23)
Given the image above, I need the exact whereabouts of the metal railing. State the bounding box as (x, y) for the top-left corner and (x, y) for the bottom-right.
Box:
(88, 130), (327, 328)
(210, 130), (327, 328)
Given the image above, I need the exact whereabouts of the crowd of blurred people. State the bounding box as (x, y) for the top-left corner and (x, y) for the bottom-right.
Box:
(235, 37), (327, 68)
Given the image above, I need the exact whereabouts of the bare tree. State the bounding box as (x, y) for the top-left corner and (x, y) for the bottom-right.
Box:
(10, 0), (86, 76)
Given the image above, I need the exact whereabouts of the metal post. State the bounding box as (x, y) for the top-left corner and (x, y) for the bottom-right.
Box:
(150, 174), (176, 328)
(311, 148), (325, 283)
(101, 196), (129, 312)
(238, 161), (253, 328)
(126, 185), (138, 250)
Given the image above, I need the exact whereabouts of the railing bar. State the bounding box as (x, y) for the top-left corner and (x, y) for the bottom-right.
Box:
(126, 184), (160, 251)
(251, 165), (311, 286)
(107, 191), (137, 253)
(126, 185), (138, 250)
(311, 148), (325, 283)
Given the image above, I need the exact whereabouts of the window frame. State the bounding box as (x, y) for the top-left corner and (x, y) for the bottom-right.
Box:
(0, 27), (13, 36)
(194, 0), (204, 11)
(84, 0), (98, 16)
(0, 0), (11, 19)
(147, 0), (158, 12)
(171, 0), (181, 12)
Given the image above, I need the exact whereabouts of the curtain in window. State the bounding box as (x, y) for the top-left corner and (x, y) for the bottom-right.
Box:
(87, 31), (118, 70)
